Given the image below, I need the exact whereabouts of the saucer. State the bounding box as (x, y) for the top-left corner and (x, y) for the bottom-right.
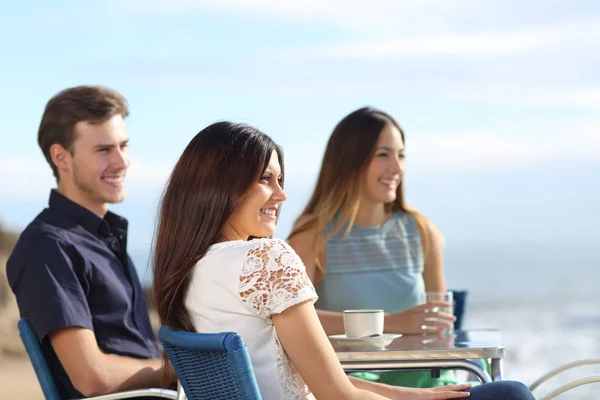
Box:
(329, 333), (402, 350)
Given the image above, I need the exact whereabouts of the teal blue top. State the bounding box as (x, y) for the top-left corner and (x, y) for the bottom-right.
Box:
(316, 210), (425, 313)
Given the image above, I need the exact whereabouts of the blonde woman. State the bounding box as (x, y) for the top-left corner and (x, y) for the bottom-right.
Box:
(288, 106), (455, 388)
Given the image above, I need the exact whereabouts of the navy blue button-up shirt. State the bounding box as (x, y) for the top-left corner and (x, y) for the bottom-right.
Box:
(7, 190), (160, 399)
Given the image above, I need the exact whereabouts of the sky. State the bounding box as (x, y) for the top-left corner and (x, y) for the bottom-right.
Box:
(1, 0), (599, 259)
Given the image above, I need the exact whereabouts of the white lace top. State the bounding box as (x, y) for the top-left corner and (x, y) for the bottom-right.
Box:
(186, 238), (318, 400)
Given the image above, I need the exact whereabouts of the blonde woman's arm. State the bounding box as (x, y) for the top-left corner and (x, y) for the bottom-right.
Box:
(288, 228), (346, 335)
(287, 227), (324, 283)
(422, 219), (447, 293)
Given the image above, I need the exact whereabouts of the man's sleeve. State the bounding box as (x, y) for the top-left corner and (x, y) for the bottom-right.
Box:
(10, 234), (93, 341)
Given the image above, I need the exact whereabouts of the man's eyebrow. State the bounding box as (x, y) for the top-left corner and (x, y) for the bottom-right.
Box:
(93, 140), (129, 149)
(94, 143), (115, 149)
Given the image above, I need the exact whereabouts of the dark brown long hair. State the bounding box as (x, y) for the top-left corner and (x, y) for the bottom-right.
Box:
(153, 121), (283, 335)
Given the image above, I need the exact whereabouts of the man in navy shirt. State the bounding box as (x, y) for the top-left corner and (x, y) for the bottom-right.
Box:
(7, 86), (168, 398)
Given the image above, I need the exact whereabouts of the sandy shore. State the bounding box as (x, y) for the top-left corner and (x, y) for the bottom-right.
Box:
(1, 254), (42, 399)
(0, 356), (42, 399)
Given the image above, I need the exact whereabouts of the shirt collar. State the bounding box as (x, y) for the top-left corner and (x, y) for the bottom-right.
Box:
(48, 189), (128, 236)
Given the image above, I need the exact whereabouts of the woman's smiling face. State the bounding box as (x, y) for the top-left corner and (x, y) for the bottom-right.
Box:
(225, 150), (287, 240)
(360, 123), (405, 205)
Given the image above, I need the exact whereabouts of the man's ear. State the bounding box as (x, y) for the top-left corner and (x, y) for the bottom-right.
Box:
(50, 144), (72, 175)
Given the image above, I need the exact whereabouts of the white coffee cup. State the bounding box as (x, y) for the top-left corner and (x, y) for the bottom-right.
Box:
(343, 309), (384, 338)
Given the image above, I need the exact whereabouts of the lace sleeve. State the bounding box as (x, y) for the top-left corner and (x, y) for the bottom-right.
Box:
(238, 239), (317, 320)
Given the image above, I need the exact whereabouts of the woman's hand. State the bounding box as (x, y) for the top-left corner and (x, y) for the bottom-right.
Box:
(384, 302), (455, 334)
(387, 384), (472, 399)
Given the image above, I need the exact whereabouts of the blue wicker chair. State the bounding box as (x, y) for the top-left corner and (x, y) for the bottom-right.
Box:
(158, 326), (262, 400)
(18, 318), (178, 400)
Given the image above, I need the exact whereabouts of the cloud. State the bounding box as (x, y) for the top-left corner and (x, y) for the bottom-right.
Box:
(280, 123), (600, 184)
(267, 17), (600, 62)
(120, 0), (450, 33)
(446, 86), (600, 109)
(407, 124), (600, 173)
(94, 14), (598, 108)
(119, 0), (600, 41)
(126, 161), (172, 185)
(0, 158), (54, 197)
(278, 32), (545, 60)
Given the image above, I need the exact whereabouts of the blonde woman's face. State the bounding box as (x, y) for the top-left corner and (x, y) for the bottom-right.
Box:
(360, 124), (405, 205)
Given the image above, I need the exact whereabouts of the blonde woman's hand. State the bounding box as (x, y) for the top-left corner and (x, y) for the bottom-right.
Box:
(384, 302), (455, 335)
(387, 384), (472, 399)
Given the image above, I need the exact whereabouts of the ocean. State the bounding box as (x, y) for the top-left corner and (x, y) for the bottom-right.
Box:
(445, 242), (600, 399)
(133, 241), (600, 399)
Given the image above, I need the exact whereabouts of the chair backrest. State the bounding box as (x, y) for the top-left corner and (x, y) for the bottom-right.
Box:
(159, 326), (262, 400)
(450, 289), (468, 331)
(18, 318), (61, 400)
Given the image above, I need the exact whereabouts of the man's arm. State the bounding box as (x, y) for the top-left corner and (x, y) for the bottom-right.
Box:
(50, 327), (164, 397)
(8, 234), (168, 397)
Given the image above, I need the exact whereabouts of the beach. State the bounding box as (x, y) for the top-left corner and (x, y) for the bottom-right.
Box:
(2, 242), (600, 399)
(0, 252), (42, 399)
(0, 358), (41, 399)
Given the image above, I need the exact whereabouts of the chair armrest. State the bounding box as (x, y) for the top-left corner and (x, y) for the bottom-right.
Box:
(529, 358), (600, 391)
(540, 375), (600, 400)
(83, 388), (179, 400)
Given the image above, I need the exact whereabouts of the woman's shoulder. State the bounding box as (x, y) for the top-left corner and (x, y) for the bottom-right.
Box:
(208, 238), (292, 255)
(250, 237), (290, 248)
(393, 208), (434, 228)
(394, 208), (444, 247)
(247, 238), (301, 259)
(204, 239), (302, 277)
(391, 208), (419, 229)
(289, 213), (318, 237)
(240, 238), (306, 275)
(289, 213), (325, 244)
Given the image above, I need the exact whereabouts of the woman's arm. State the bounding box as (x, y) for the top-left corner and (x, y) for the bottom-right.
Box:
(422, 219), (447, 293)
(288, 228), (347, 335)
(273, 302), (470, 400)
(287, 226), (325, 284)
(349, 376), (471, 399)
(272, 301), (388, 400)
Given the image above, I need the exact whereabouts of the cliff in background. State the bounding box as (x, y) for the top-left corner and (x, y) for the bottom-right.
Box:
(0, 222), (25, 358)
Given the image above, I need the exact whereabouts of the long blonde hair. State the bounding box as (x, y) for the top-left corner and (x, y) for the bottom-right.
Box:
(289, 107), (432, 271)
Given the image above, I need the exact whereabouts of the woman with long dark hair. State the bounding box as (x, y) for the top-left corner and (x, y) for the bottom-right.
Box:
(152, 121), (534, 400)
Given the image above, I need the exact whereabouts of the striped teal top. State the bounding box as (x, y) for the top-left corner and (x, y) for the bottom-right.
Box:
(315, 210), (425, 313)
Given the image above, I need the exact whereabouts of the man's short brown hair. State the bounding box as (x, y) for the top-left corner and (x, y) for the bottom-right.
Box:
(38, 85), (129, 180)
